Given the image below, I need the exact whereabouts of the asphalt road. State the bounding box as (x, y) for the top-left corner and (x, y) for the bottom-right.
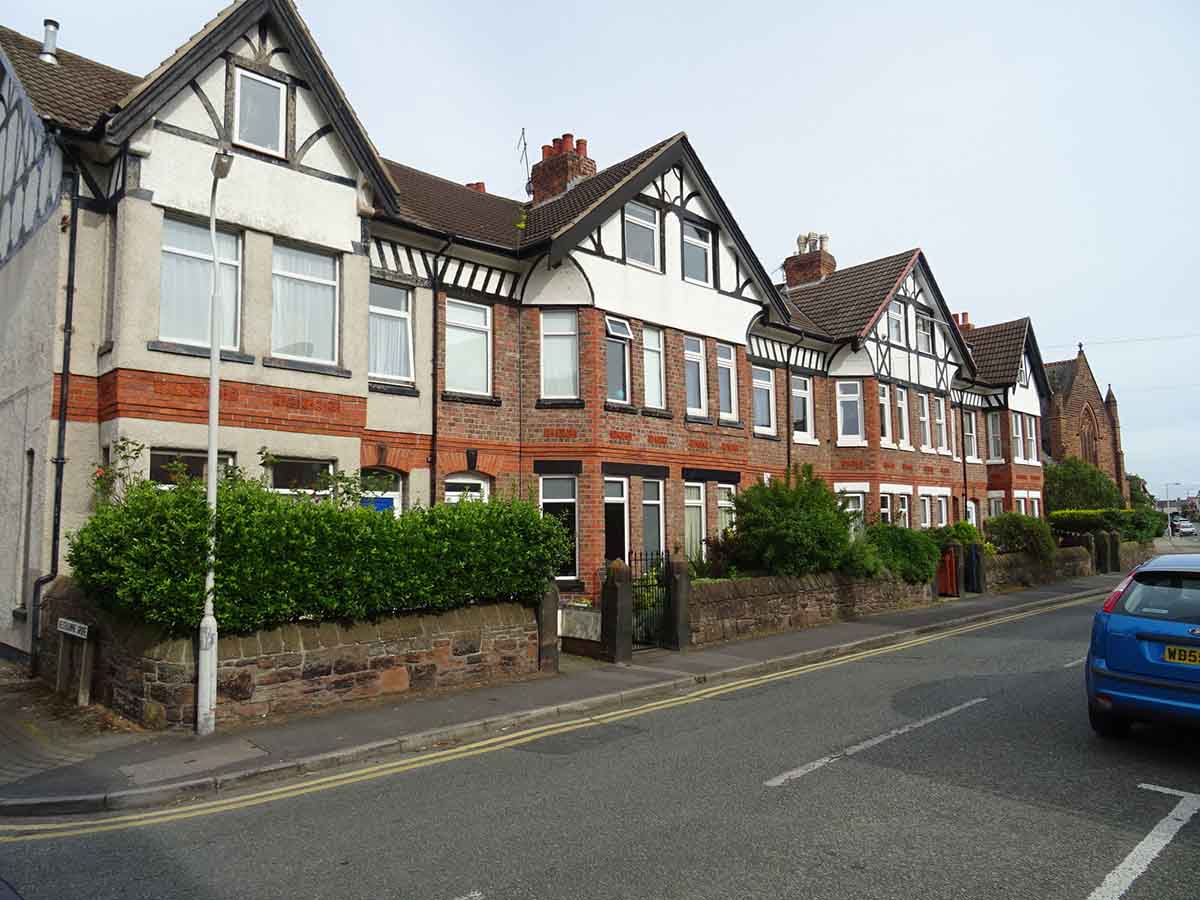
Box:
(2, 597), (1198, 900)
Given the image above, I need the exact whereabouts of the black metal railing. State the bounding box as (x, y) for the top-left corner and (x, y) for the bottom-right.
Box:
(628, 551), (670, 647)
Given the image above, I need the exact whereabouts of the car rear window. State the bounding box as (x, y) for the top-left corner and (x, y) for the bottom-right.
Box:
(1119, 571), (1200, 623)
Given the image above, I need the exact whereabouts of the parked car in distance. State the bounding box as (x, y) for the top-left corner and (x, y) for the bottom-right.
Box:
(1175, 520), (1197, 537)
(1086, 554), (1200, 737)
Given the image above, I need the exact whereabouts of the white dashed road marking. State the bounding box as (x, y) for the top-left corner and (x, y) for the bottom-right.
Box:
(764, 698), (988, 787)
(1086, 784), (1200, 900)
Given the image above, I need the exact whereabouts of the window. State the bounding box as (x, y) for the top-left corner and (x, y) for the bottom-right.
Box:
(624, 201), (658, 269)
(642, 480), (664, 557)
(933, 397), (947, 450)
(878, 384), (891, 444)
(445, 473), (490, 503)
(536, 309), (579, 398)
(684, 336), (707, 415)
(843, 494), (865, 533)
(540, 476), (577, 578)
(963, 411), (978, 459)
(717, 484), (736, 533)
(1116, 571), (1200, 623)
(1018, 357), (1030, 388)
(1012, 413), (1024, 461)
(1029, 497), (1040, 518)
(887, 301), (905, 345)
(234, 68), (285, 155)
(920, 496), (932, 529)
(989, 496), (1005, 518)
(916, 316), (934, 353)
(605, 316), (632, 403)
(937, 497), (948, 526)
(684, 482), (706, 559)
(159, 218), (240, 350)
(368, 282), (413, 381)
(897, 494), (910, 528)
(837, 381), (864, 442)
(1015, 497), (1028, 515)
(360, 468), (404, 516)
(445, 299), (491, 395)
(987, 411), (1003, 460)
(271, 245), (338, 364)
(918, 395), (932, 448)
(1025, 415), (1038, 462)
(603, 478), (629, 563)
(966, 500), (978, 526)
(271, 458), (332, 494)
(896, 387), (910, 446)
(149, 449), (233, 485)
(791, 375), (814, 440)
(879, 494), (892, 524)
(682, 222), (712, 286)
(752, 367), (775, 435)
(642, 326), (666, 409)
(716, 344), (738, 421)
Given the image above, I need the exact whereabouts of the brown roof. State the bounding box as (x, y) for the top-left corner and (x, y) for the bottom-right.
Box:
(965, 317), (1029, 386)
(1045, 358), (1078, 396)
(0, 25), (141, 133)
(785, 249), (919, 340)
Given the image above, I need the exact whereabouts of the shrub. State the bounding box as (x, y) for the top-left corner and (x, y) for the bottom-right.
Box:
(984, 513), (1055, 563)
(840, 534), (886, 579)
(926, 521), (984, 550)
(1044, 458), (1124, 512)
(864, 524), (942, 584)
(67, 470), (571, 635)
(1049, 508), (1167, 542)
(727, 465), (852, 577)
(691, 532), (739, 580)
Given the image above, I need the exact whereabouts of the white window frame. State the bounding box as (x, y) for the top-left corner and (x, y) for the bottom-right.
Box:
(916, 315), (934, 354)
(918, 394), (932, 450)
(987, 411), (1003, 462)
(444, 298), (492, 396)
(160, 218), (242, 351)
(681, 221), (713, 287)
(988, 493), (1005, 518)
(368, 281), (415, 382)
(717, 484), (737, 534)
(842, 493), (866, 534)
(360, 467), (405, 518)
(1012, 412), (1024, 462)
(642, 325), (666, 409)
(716, 343), (738, 421)
(1029, 497), (1040, 518)
(642, 479), (665, 558)
(896, 387), (911, 448)
(684, 336), (707, 416)
(836, 380), (866, 446)
(897, 494), (911, 527)
(538, 308), (579, 399)
(791, 374), (816, 444)
(1018, 357), (1030, 388)
(271, 246), (339, 365)
(887, 301), (905, 345)
(879, 493), (892, 524)
(920, 496), (932, 529)
(605, 315), (632, 404)
(270, 457), (333, 497)
(445, 472), (491, 503)
(963, 411), (979, 460)
(752, 366), (776, 435)
(603, 477), (630, 564)
(233, 67), (286, 158)
(937, 496), (948, 526)
(933, 396), (948, 451)
(1025, 414), (1038, 463)
(878, 384), (892, 446)
(623, 200), (659, 271)
(539, 475), (578, 579)
(966, 499), (978, 526)
(684, 482), (707, 559)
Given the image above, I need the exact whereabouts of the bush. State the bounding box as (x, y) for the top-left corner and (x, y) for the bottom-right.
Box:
(926, 521), (984, 550)
(984, 513), (1055, 563)
(726, 465), (852, 577)
(68, 470), (571, 635)
(1049, 508), (1167, 542)
(864, 524), (942, 584)
(1044, 458), (1124, 512)
(840, 534), (886, 579)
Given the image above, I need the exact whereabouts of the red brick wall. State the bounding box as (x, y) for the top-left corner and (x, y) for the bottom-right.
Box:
(1043, 354), (1126, 500)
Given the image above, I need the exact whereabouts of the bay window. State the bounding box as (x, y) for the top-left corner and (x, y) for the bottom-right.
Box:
(160, 217), (240, 350)
(752, 366), (775, 435)
(271, 244), (338, 364)
(897, 494), (911, 527)
(933, 396), (947, 450)
(1025, 415), (1038, 461)
(717, 343), (738, 421)
(684, 336), (707, 416)
(642, 326), (665, 408)
(963, 411), (978, 459)
(1012, 413), (1024, 461)
(684, 482), (706, 559)
(987, 411), (1003, 460)
(791, 375), (814, 441)
(368, 281), (413, 381)
(989, 496), (1005, 517)
(605, 316), (632, 403)
(837, 381), (864, 443)
(624, 201), (659, 269)
(878, 384), (892, 444)
(682, 222), (712, 286)
(879, 494), (892, 524)
(540, 309), (579, 398)
(896, 387), (910, 446)
(918, 394), (932, 448)
(444, 299), (491, 395)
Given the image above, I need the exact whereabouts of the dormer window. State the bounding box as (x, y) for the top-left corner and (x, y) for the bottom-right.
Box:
(682, 222), (712, 286)
(916, 315), (934, 354)
(624, 201), (658, 269)
(235, 68), (285, 156)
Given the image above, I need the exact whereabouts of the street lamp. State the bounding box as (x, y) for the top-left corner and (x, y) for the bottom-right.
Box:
(197, 148), (233, 736)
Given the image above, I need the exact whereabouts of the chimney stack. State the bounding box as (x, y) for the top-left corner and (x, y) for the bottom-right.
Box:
(953, 311), (974, 333)
(782, 232), (836, 287)
(465, 182), (486, 193)
(39, 18), (60, 65)
(528, 132), (597, 204)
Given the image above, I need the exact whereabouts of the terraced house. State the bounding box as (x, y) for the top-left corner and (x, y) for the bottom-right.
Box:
(0, 0), (1052, 661)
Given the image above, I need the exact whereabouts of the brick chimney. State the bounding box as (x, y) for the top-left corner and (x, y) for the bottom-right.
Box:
(465, 182), (486, 193)
(952, 311), (974, 333)
(782, 232), (836, 287)
(529, 132), (597, 205)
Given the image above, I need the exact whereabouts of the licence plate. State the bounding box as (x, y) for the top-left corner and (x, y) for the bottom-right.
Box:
(1163, 645), (1200, 666)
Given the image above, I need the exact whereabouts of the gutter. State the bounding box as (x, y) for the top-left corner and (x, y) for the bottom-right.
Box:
(28, 167), (82, 676)
(428, 237), (455, 505)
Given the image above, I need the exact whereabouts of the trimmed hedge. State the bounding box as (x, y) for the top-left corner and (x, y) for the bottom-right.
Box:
(67, 472), (571, 636)
(864, 524), (941, 584)
(1049, 508), (1167, 542)
(984, 513), (1056, 563)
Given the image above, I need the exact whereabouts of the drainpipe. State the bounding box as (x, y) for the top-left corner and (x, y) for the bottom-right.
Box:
(428, 237), (455, 505)
(28, 168), (82, 676)
(959, 401), (969, 522)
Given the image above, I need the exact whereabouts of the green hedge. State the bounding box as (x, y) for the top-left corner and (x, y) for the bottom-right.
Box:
(1049, 508), (1167, 542)
(864, 524), (941, 584)
(983, 513), (1056, 563)
(67, 472), (571, 636)
(926, 521), (984, 551)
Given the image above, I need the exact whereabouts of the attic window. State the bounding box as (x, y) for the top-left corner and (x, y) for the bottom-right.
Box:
(682, 222), (712, 286)
(234, 68), (285, 156)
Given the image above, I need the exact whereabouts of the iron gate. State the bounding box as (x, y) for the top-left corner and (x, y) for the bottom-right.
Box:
(628, 552), (671, 648)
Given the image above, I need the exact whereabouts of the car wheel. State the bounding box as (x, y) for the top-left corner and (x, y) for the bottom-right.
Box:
(1089, 705), (1131, 739)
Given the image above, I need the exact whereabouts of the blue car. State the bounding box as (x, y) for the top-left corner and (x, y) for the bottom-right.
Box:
(1086, 554), (1200, 737)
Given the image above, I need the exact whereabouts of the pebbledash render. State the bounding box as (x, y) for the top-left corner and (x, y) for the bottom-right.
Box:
(0, 0), (1052, 661)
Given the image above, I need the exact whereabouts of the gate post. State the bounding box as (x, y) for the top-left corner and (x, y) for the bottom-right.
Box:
(949, 541), (965, 596)
(601, 560), (633, 664)
(664, 559), (691, 651)
(537, 580), (560, 674)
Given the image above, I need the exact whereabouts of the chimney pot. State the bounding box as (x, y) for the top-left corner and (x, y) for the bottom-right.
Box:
(529, 130), (599, 204)
(576, 138), (588, 159)
(561, 133), (574, 154)
(465, 182), (486, 193)
(541, 144), (553, 161)
(552, 137), (563, 155)
(39, 18), (60, 65)
(783, 230), (837, 287)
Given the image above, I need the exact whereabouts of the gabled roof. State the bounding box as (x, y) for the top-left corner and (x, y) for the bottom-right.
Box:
(1045, 358), (1078, 396)
(965, 318), (1029, 385)
(785, 249), (919, 341)
(0, 24), (140, 133)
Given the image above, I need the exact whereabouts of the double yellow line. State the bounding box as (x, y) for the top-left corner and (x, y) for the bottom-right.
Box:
(0, 593), (1100, 843)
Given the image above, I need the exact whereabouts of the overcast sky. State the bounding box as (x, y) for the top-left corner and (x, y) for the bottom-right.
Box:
(10, 0), (1199, 498)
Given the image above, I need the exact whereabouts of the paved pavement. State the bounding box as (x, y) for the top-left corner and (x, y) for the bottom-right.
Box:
(3, 576), (1198, 899)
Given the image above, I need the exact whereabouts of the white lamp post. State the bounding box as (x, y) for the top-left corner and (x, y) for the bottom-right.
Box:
(197, 148), (234, 736)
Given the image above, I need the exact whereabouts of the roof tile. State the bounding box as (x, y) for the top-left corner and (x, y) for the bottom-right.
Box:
(964, 317), (1029, 385)
(785, 249), (918, 340)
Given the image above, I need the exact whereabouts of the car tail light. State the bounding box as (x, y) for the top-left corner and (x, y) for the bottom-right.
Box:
(1102, 571), (1137, 613)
